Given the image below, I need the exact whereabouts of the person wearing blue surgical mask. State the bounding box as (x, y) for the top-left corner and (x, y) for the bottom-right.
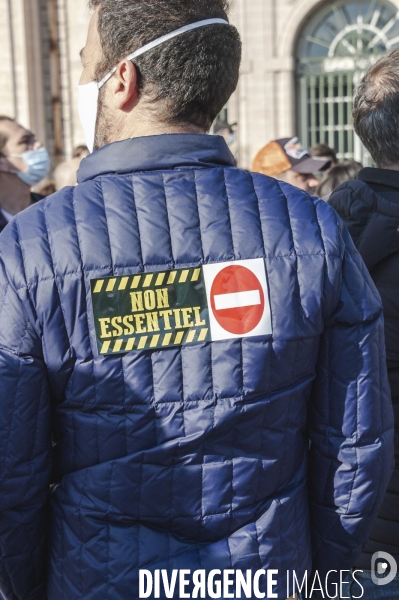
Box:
(0, 116), (50, 231)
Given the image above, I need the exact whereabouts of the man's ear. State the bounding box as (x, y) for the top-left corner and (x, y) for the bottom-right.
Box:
(109, 60), (139, 112)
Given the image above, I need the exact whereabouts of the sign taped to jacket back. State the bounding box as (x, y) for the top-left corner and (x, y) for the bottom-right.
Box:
(90, 258), (272, 356)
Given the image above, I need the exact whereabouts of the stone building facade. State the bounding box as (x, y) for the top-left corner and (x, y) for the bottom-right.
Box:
(1, 0), (399, 169)
(0, 0), (91, 165)
(231, 0), (399, 168)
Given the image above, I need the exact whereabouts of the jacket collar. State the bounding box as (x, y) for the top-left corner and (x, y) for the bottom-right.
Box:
(77, 134), (235, 183)
(359, 167), (399, 194)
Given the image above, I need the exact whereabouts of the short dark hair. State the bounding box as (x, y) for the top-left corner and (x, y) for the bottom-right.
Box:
(88, 0), (241, 131)
(0, 116), (15, 155)
(72, 145), (89, 158)
(309, 143), (337, 164)
(353, 49), (399, 168)
(316, 160), (362, 198)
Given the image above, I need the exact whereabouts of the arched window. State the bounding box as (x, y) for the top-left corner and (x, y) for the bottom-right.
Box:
(297, 0), (399, 163)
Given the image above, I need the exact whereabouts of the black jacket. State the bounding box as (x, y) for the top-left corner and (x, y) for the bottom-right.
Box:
(0, 212), (7, 233)
(330, 167), (399, 569)
(0, 193), (43, 233)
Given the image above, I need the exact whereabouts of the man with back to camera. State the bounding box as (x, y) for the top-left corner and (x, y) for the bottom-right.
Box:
(0, 1), (394, 599)
(329, 49), (399, 599)
(0, 116), (50, 231)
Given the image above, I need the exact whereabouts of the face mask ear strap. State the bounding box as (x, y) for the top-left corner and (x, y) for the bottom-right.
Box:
(98, 67), (117, 90)
(97, 18), (229, 90)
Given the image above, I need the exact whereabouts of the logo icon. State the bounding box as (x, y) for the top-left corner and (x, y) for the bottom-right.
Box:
(203, 258), (272, 341)
(284, 137), (308, 160)
(210, 265), (265, 335)
(371, 552), (398, 586)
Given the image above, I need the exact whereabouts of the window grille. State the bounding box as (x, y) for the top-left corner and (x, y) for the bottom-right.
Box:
(297, 0), (399, 165)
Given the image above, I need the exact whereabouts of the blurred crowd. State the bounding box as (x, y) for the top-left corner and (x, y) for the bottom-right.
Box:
(0, 111), (365, 232)
(251, 136), (363, 198)
(0, 115), (89, 231)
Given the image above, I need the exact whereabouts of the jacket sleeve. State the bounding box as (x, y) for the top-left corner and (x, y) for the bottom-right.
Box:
(308, 219), (395, 580)
(0, 252), (51, 600)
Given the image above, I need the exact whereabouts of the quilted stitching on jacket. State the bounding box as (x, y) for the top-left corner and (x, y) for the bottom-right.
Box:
(0, 135), (394, 600)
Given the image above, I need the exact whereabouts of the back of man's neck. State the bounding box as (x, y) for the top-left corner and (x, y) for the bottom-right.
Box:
(115, 118), (205, 144)
(0, 174), (31, 216)
(380, 163), (399, 171)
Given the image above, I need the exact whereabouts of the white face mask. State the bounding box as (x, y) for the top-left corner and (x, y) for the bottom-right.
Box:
(78, 18), (229, 153)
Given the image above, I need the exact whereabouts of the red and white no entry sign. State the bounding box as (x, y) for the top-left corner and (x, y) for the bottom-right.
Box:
(210, 265), (265, 334)
(203, 258), (272, 341)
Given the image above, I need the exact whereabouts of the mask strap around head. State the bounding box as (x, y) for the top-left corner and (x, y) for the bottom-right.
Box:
(98, 18), (229, 89)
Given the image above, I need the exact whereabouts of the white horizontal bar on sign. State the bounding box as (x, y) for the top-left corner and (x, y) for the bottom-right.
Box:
(214, 290), (261, 310)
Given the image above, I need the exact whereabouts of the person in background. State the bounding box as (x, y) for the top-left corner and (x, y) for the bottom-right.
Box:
(214, 119), (238, 161)
(252, 136), (331, 193)
(309, 142), (338, 168)
(72, 144), (90, 160)
(0, 116), (50, 231)
(54, 144), (90, 190)
(213, 119), (235, 144)
(316, 160), (362, 199)
(329, 48), (399, 599)
(32, 177), (56, 197)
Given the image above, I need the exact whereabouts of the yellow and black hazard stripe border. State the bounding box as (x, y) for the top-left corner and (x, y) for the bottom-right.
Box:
(92, 267), (202, 295)
(99, 327), (210, 355)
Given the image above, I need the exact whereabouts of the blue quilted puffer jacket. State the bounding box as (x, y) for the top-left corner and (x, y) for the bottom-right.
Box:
(0, 135), (394, 600)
